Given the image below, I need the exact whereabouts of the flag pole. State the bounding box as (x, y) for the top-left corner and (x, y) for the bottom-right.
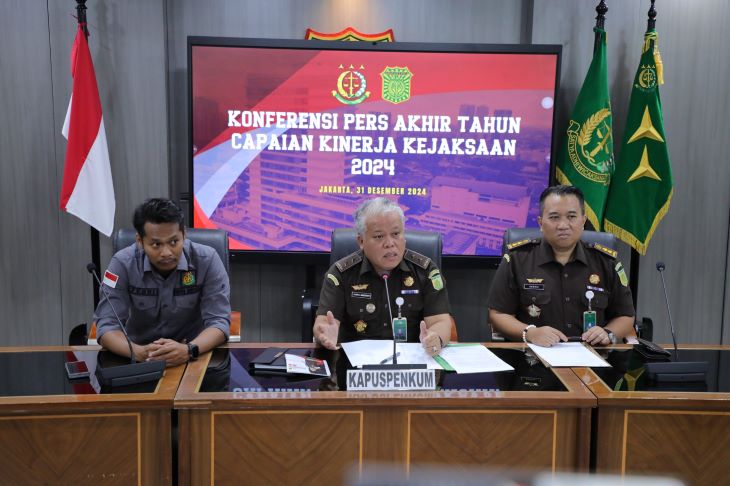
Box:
(75, 0), (102, 309)
(578, 0), (608, 232)
(627, 0), (658, 310)
(593, 0), (607, 54)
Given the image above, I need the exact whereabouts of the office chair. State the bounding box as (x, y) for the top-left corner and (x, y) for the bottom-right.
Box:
(302, 228), (458, 342)
(88, 227), (240, 343)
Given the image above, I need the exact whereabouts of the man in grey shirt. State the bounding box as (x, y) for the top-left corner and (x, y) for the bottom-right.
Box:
(94, 198), (230, 366)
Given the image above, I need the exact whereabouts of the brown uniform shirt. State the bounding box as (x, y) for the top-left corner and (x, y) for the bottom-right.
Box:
(317, 249), (451, 343)
(488, 239), (634, 337)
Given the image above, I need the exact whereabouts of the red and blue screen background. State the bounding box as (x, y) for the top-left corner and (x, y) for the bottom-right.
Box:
(191, 42), (559, 256)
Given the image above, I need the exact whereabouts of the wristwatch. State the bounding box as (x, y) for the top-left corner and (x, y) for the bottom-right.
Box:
(187, 343), (199, 361)
(606, 331), (617, 345)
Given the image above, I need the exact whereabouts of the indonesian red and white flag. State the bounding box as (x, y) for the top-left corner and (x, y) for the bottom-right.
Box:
(61, 25), (115, 236)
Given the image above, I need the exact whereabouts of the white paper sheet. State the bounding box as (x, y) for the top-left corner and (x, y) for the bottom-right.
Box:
(341, 340), (442, 369)
(527, 342), (611, 367)
(438, 344), (514, 373)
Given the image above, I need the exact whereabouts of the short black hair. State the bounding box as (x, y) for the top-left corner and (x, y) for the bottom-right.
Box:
(539, 185), (585, 215)
(133, 198), (185, 237)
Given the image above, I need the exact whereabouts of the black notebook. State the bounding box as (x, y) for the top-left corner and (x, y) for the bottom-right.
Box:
(249, 348), (288, 372)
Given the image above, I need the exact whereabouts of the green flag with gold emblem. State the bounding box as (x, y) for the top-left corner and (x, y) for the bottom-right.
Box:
(603, 29), (672, 254)
(557, 27), (614, 230)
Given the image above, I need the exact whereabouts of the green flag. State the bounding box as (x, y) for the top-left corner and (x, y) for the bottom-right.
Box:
(557, 27), (614, 230)
(604, 29), (672, 254)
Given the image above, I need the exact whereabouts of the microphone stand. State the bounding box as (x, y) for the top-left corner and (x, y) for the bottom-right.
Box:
(87, 263), (165, 387)
(643, 262), (707, 382)
(362, 273), (425, 370)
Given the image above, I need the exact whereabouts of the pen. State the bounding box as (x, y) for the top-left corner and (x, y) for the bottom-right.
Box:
(379, 352), (401, 364)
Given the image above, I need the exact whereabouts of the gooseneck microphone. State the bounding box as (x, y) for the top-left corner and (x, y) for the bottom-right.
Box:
(87, 263), (134, 363)
(361, 272), (425, 370)
(381, 273), (397, 365)
(655, 262), (679, 360)
(643, 261), (707, 382)
(87, 263), (164, 387)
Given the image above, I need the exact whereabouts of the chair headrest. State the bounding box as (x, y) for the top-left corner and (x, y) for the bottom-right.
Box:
(112, 227), (230, 273)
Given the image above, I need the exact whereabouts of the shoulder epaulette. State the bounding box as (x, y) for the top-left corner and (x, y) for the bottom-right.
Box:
(506, 238), (540, 251)
(589, 242), (618, 259)
(404, 249), (431, 270)
(335, 250), (363, 272)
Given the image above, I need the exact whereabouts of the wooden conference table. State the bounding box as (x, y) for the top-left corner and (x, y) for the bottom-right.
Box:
(174, 342), (596, 485)
(0, 346), (183, 485)
(2, 344), (727, 485)
(574, 344), (730, 486)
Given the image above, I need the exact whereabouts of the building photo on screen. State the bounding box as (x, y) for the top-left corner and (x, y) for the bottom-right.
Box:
(189, 37), (561, 259)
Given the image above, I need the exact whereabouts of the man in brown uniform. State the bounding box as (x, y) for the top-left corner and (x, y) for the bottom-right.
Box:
(489, 185), (635, 347)
(314, 197), (452, 356)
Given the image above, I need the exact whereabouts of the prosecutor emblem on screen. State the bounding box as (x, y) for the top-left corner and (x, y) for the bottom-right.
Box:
(332, 64), (370, 105)
(381, 66), (413, 104)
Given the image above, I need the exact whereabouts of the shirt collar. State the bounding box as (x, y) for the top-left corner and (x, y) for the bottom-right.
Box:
(141, 240), (191, 273)
(359, 253), (409, 276)
(536, 238), (588, 266)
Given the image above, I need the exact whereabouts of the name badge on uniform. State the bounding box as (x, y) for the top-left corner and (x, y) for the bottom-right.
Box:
(523, 284), (544, 291)
(401, 289), (419, 295)
(393, 317), (408, 342)
(351, 292), (372, 299)
(583, 290), (597, 332)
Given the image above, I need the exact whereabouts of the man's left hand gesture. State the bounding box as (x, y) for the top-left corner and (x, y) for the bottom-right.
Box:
(419, 321), (442, 357)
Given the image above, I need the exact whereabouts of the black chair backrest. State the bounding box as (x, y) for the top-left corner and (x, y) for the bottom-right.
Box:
(112, 227), (230, 273)
(501, 227), (617, 255)
(330, 228), (442, 269)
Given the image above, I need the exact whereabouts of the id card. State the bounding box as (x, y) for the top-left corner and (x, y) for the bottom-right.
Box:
(393, 317), (408, 342)
(583, 310), (597, 332)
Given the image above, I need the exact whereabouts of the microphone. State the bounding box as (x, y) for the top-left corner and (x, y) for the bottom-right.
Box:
(361, 272), (425, 370)
(87, 263), (164, 387)
(643, 261), (707, 382)
(87, 263), (134, 363)
(381, 273), (397, 365)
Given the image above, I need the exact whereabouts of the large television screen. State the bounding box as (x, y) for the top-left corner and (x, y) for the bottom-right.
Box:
(189, 37), (560, 263)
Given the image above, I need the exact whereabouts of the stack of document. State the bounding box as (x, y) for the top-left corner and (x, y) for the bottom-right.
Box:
(341, 340), (513, 374)
(527, 342), (611, 367)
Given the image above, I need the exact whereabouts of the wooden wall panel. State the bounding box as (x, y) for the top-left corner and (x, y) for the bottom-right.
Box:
(0, 413), (139, 485)
(211, 410), (361, 485)
(408, 410), (556, 469)
(623, 411), (730, 483)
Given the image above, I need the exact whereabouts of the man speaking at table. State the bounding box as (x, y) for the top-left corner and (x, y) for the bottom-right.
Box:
(314, 197), (451, 356)
(489, 185), (635, 347)
(94, 198), (230, 366)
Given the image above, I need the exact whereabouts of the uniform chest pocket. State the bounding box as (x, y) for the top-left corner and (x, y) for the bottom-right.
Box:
(131, 294), (158, 312)
(520, 291), (552, 307)
(581, 291), (609, 309)
(174, 287), (201, 309)
(400, 294), (423, 316)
